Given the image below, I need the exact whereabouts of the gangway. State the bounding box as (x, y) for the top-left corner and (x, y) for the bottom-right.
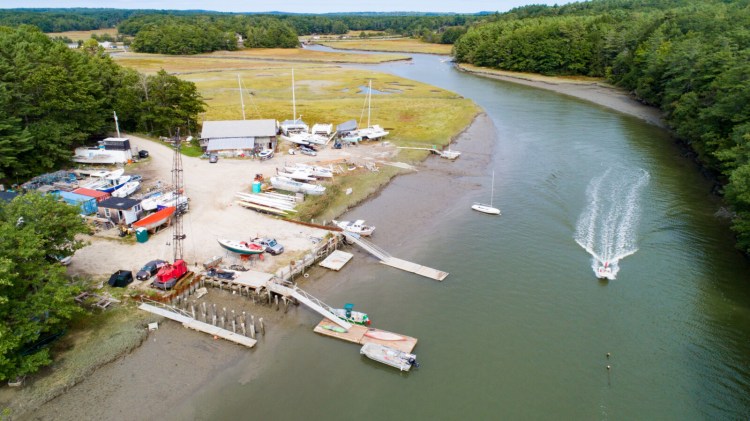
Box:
(267, 281), (352, 330)
(397, 146), (461, 160)
(138, 302), (257, 348)
(343, 233), (449, 281)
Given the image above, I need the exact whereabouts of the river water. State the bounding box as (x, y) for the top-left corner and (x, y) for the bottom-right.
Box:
(176, 49), (750, 419)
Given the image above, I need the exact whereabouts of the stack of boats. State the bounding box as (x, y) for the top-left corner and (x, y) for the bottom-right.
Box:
(141, 190), (189, 212)
(277, 162), (334, 182)
(281, 123), (335, 146)
(235, 191), (298, 216)
(79, 169), (141, 197)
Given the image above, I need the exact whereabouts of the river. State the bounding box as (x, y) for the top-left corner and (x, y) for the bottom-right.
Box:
(174, 48), (750, 420)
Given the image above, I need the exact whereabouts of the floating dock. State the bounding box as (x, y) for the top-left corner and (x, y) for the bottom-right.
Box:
(138, 303), (257, 348)
(313, 318), (417, 353)
(318, 250), (353, 271)
(343, 232), (448, 281)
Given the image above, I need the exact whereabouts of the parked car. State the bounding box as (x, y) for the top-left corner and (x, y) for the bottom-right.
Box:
(258, 149), (274, 160)
(138, 150), (149, 159)
(299, 145), (317, 156)
(108, 270), (134, 288)
(252, 237), (284, 255)
(136, 259), (167, 280)
(208, 154), (219, 163)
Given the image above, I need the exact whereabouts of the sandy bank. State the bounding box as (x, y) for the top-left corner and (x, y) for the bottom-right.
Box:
(456, 63), (666, 129)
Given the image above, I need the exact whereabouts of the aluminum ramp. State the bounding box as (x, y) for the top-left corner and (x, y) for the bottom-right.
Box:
(267, 283), (352, 330)
(343, 232), (448, 281)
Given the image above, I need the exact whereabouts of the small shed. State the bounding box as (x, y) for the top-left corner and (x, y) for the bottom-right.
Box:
(97, 197), (143, 225)
(336, 119), (358, 134)
(59, 191), (98, 215)
(73, 187), (111, 203)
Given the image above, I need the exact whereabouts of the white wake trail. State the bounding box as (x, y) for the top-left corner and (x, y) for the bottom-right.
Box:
(574, 168), (649, 279)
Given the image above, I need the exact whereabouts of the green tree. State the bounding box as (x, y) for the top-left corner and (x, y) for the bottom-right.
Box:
(0, 193), (88, 381)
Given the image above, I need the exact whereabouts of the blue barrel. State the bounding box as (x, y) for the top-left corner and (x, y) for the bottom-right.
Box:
(252, 181), (261, 193)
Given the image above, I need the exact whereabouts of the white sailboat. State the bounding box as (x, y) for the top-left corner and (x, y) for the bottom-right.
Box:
(356, 80), (389, 141)
(472, 171), (501, 215)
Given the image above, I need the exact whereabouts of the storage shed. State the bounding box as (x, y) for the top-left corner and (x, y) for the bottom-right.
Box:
(59, 191), (98, 215)
(72, 187), (111, 203)
(97, 197), (143, 225)
(200, 119), (278, 156)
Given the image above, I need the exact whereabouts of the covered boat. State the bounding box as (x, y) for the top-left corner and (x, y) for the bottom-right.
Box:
(270, 176), (325, 195)
(133, 206), (175, 231)
(217, 238), (265, 255)
(333, 219), (375, 236)
(360, 343), (419, 372)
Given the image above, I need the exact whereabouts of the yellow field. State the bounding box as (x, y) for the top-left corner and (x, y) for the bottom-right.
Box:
(113, 48), (409, 75)
(46, 28), (119, 41)
(316, 38), (453, 55)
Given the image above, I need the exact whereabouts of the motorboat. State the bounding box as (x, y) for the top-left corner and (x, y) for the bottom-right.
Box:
(333, 219), (375, 236)
(597, 262), (615, 280)
(359, 343), (419, 372)
(217, 238), (265, 255)
(142, 190), (188, 212)
(276, 168), (317, 182)
(333, 303), (370, 325)
(133, 206), (175, 231)
(111, 180), (140, 198)
(289, 163), (334, 179)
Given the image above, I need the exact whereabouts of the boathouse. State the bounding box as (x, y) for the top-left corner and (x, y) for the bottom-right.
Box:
(200, 120), (278, 157)
(97, 197), (143, 225)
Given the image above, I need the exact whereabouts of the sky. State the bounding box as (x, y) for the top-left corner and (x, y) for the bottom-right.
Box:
(1, 1), (577, 14)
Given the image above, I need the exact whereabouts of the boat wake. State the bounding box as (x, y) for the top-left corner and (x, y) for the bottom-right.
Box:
(574, 168), (649, 280)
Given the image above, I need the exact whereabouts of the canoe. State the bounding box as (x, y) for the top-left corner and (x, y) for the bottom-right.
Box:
(364, 329), (405, 341)
(322, 325), (347, 333)
(133, 206), (175, 231)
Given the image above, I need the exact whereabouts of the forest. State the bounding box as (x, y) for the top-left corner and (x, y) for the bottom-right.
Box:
(454, 0), (750, 254)
(0, 26), (205, 183)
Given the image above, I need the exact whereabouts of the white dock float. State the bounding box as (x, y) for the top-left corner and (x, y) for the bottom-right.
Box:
(343, 233), (448, 281)
(319, 250), (353, 271)
(138, 303), (257, 348)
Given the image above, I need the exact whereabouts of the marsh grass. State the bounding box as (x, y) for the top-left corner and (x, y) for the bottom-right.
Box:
(317, 38), (453, 55)
(1, 305), (152, 418)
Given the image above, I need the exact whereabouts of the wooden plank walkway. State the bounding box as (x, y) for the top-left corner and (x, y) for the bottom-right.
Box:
(381, 257), (449, 281)
(139, 303), (257, 348)
(318, 250), (353, 271)
(313, 318), (417, 353)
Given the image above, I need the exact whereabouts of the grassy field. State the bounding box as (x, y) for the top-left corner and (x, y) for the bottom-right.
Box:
(113, 49), (409, 75)
(316, 38), (453, 55)
(46, 28), (119, 41)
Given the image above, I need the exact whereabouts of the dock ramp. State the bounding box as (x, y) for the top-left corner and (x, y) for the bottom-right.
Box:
(343, 233), (448, 281)
(267, 282), (352, 330)
(138, 302), (257, 348)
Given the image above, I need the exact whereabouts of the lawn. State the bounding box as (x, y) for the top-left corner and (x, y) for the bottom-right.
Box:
(46, 28), (119, 41)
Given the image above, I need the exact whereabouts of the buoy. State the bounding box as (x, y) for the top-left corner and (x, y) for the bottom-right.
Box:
(304, 273), (309, 278)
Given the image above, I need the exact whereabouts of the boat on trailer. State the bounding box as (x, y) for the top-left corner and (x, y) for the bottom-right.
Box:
(360, 343), (419, 372)
(217, 238), (265, 255)
(133, 206), (175, 231)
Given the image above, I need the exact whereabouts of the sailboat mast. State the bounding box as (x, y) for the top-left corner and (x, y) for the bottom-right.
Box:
(238, 74), (246, 120)
(490, 171), (495, 207)
(367, 80), (372, 128)
(292, 68), (296, 122)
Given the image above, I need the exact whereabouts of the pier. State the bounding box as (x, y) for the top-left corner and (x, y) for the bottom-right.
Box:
(343, 232), (449, 281)
(397, 146), (461, 160)
(138, 302), (257, 348)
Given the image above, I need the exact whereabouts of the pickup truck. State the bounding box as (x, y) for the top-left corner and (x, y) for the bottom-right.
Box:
(251, 237), (284, 255)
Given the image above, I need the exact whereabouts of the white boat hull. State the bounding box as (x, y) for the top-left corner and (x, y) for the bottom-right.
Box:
(471, 203), (501, 215)
(360, 343), (418, 372)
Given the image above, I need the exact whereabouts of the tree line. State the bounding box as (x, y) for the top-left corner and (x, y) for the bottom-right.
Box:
(0, 25), (205, 183)
(453, 0), (750, 253)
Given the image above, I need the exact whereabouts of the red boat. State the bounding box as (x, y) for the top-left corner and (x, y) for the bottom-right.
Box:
(153, 259), (188, 290)
(133, 206), (175, 231)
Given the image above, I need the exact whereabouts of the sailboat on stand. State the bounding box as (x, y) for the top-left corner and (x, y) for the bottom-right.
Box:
(472, 171), (501, 215)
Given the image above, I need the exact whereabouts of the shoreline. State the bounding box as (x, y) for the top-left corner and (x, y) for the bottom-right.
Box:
(455, 63), (666, 129)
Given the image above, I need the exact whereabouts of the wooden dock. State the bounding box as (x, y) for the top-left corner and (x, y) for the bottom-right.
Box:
(313, 318), (417, 353)
(343, 232), (448, 281)
(318, 250), (353, 271)
(138, 303), (257, 348)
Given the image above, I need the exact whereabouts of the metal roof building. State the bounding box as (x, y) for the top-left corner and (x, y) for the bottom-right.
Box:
(200, 120), (277, 154)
